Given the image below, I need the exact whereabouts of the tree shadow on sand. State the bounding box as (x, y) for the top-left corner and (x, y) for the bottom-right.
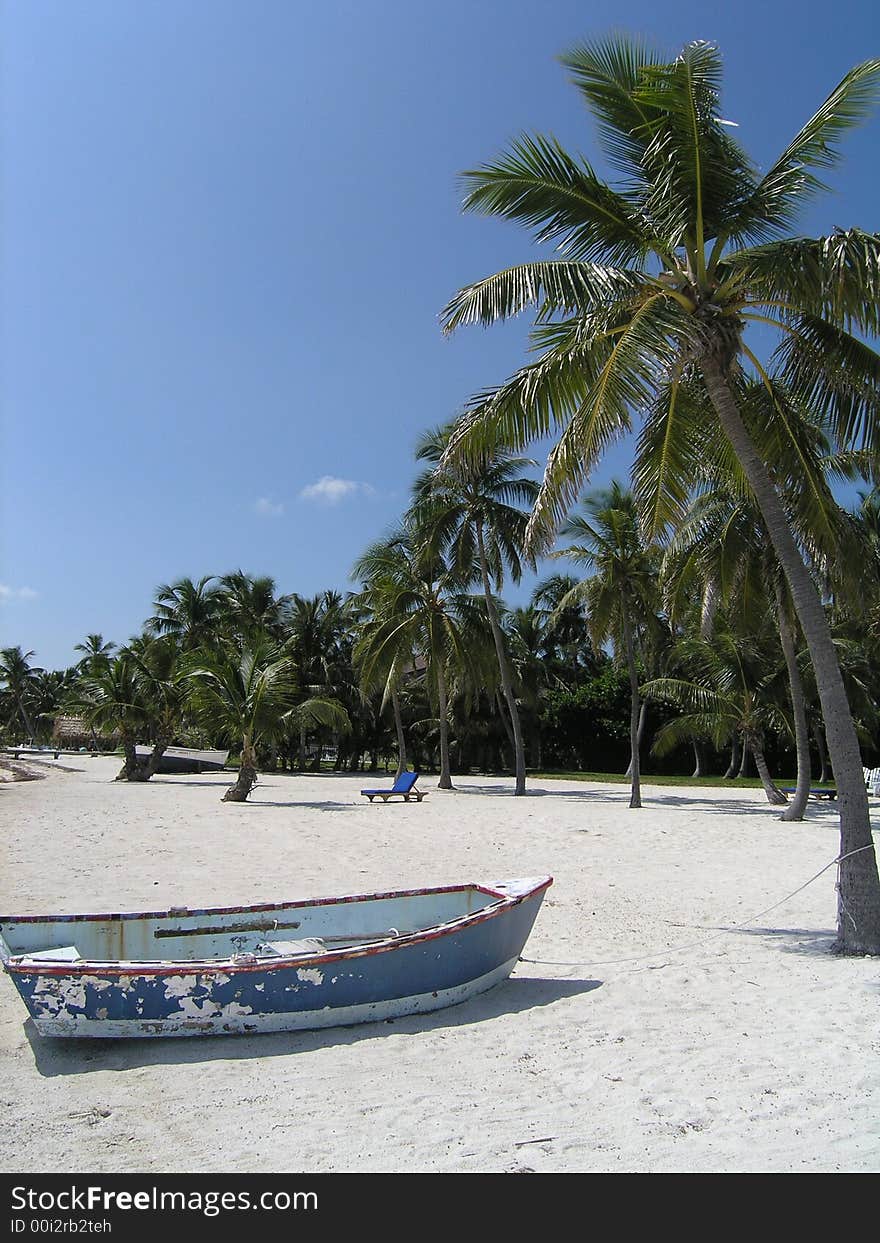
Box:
(24, 976), (602, 1078)
(721, 924), (839, 957)
(450, 783), (847, 820)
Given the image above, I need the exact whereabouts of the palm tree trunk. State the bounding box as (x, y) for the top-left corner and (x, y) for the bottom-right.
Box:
(495, 689), (516, 768)
(724, 734), (740, 778)
(750, 739), (788, 805)
(738, 741), (751, 778)
(436, 663), (453, 790)
(625, 701), (648, 777)
(391, 687), (408, 781)
(224, 735), (258, 802)
(702, 358), (880, 952)
(117, 736), (150, 781)
(774, 579), (812, 822)
(692, 740), (705, 778)
(816, 725), (830, 784)
(15, 694), (35, 741)
(476, 523), (527, 795)
(622, 615), (641, 809)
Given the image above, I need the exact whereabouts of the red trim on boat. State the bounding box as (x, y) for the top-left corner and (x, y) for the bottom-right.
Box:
(4, 878), (553, 979)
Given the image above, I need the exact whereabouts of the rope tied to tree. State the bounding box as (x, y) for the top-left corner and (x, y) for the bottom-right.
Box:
(518, 843), (878, 969)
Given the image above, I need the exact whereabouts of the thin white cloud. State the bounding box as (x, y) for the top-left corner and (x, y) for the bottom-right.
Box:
(0, 584), (38, 603)
(299, 476), (375, 505)
(253, 496), (285, 517)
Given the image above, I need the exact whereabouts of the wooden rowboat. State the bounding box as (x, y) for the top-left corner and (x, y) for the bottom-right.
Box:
(0, 877), (551, 1038)
(134, 746), (229, 774)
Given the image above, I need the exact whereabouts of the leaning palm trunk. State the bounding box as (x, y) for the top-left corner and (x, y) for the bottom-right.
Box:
(702, 359), (880, 952)
(117, 737), (150, 782)
(749, 739), (788, 805)
(622, 615), (641, 809)
(15, 695), (35, 741)
(774, 581), (812, 822)
(476, 523), (527, 795)
(224, 735), (258, 802)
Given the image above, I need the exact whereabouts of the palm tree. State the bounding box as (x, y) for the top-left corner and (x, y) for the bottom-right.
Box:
(663, 481), (814, 816)
(353, 592), (415, 781)
(0, 647), (43, 740)
(216, 571), (289, 642)
(182, 637), (349, 801)
(440, 37), (880, 952)
(29, 668), (79, 745)
(553, 483), (660, 807)
(73, 653), (151, 780)
(147, 576), (221, 650)
(412, 424), (539, 793)
(505, 604), (560, 768)
(646, 627), (791, 803)
(531, 573), (596, 678)
(74, 634), (116, 674)
(123, 635), (185, 777)
(180, 638), (291, 801)
(352, 523), (483, 789)
(286, 591), (356, 768)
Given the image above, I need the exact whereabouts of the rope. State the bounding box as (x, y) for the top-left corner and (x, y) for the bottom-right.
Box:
(518, 843), (877, 970)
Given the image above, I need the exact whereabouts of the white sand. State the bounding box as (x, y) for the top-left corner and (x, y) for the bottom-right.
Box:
(1, 756), (878, 1173)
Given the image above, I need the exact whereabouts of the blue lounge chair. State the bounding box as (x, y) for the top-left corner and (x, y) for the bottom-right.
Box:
(780, 786), (837, 800)
(361, 770), (426, 803)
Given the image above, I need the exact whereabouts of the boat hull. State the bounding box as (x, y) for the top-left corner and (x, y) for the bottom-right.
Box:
(1, 879), (550, 1038)
(134, 746), (229, 774)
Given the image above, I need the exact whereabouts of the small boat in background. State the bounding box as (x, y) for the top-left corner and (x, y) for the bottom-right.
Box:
(134, 746), (229, 774)
(0, 877), (552, 1038)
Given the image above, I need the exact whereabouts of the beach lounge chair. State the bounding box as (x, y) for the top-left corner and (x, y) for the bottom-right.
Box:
(780, 786), (837, 800)
(361, 770), (426, 803)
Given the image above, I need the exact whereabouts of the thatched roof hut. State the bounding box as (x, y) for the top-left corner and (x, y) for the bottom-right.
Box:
(52, 715), (119, 748)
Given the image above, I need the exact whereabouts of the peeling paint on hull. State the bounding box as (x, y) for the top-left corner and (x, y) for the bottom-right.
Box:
(26, 957), (521, 1037)
(1, 878), (551, 1039)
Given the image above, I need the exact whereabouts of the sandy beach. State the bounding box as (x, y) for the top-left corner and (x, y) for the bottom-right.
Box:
(1, 756), (878, 1173)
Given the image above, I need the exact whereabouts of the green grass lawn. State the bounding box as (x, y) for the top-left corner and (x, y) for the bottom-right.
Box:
(530, 770), (835, 790)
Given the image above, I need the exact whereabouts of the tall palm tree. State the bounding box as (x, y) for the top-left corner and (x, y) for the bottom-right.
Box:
(505, 604), (560, 768)
(352, 523), (483, 789)
(286, 591), (356, 768)
(147, 575), (221, 650)
(441, 38), (880, 952)
(646, 627), (791, 803)
(73, 634), (116, 674)
(0, 647), (43, 740)
(216, 571), (289, 643)
(663, 482), (815, 817)
(353, 591), (415, 781)
(123, 635), (185, 777)
(553, 483), (661, 807)
(412, 424), (539, 793)
(531, 573), (596, 679)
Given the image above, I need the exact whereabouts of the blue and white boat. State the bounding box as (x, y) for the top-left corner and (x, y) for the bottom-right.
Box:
(0, 877), (551, 1038)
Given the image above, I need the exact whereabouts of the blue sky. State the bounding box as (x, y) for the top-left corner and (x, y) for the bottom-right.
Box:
(1, 0), (878, 670)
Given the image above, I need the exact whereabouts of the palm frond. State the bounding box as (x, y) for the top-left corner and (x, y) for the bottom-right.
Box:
(459, 133), (651, 264)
